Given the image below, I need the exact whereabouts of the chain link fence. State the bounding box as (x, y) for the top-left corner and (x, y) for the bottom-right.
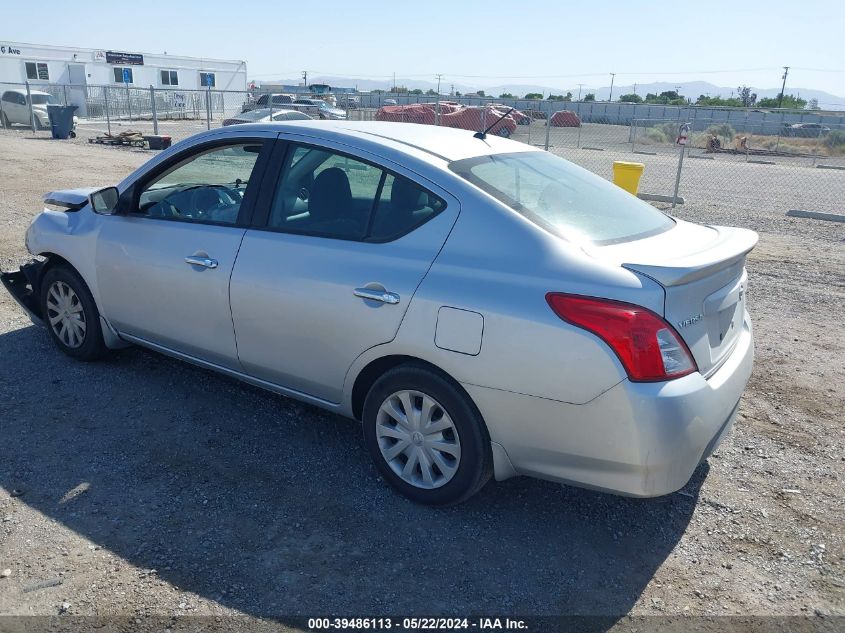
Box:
(1, 81), (843, 216)
(0, 81), (251, 142)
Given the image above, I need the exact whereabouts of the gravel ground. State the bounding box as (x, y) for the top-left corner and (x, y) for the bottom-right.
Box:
(0, 131), (843, 627)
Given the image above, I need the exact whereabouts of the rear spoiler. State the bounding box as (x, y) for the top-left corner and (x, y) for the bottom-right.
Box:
(622, 226), (759, 287)
(43, 187), (100, 211)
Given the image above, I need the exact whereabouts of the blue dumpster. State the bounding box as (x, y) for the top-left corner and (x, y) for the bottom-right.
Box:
(46, 105), (78, 139)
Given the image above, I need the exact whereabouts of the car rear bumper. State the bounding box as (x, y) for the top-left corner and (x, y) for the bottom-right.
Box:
(465, 313), (754, 497)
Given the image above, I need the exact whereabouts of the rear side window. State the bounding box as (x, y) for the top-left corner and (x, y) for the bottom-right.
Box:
(450, 151), (674, 245)
(370, 174), (445, 241)
(266, 143), (445, 241)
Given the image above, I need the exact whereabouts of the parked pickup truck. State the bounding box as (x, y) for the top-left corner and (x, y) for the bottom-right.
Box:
(241, 93), (295, 113)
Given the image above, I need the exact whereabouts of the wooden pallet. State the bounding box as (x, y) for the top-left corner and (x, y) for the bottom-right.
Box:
(88, 131), (146, 147)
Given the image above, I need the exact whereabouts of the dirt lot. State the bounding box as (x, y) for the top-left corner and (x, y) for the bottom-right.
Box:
(0, 131), (843, 627)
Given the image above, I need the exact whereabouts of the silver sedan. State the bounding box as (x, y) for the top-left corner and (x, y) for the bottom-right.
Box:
(1, 121), (756, 505)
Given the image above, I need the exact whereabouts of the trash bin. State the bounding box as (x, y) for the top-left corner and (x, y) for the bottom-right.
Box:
(46, 105), (78, 140)
(612, 161), (645, 195)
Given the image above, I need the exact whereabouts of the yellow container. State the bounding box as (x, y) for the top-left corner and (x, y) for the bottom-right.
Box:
(612, 161), (645, 195)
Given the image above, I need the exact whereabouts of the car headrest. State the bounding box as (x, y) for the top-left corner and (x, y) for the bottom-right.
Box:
(390, 177), (424, 212)
(309, 167), (352, 221)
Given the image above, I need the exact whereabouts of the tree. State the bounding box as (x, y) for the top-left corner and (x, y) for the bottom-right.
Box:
(583, 93), (596, 102)
(737, 85), (757, 107)
(454, 91), (462, 97)
(409, 88), (423, 95)
(524, 92), (544, 100)
(807, 98), (820, 110)
(757, 93), (807, 109)
(477, 90), (486, 97)
(548, 92), (572, 102)
(499, 92), (516, 99)
(390, 85), (409, 94)
(695, 94), (742, 107)
(644, 90), (686, 105)
(425, 88), (437, 96)
(617, 93), (643, 103)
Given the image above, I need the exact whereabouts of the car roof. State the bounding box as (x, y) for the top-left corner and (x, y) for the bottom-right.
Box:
(217, 120), (538, 163)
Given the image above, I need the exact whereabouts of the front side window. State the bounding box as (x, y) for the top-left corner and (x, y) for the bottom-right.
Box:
(25, 62), (49, 80)
(113, 67), (133, 84)
(268, 144), (444, 241)
(160, 70), (178, 86)
(449, 151), (674, 245)
(137, 143), (263, 225)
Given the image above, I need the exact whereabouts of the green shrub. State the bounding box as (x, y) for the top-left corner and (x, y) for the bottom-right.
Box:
(643, 128), (668, 143)
(823, 130), (845, 150)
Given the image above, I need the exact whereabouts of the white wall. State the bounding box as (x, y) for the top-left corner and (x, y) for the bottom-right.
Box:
(0, 41), (247, 90)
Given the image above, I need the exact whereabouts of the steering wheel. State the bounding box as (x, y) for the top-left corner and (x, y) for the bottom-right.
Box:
(186, 185), (242, 218)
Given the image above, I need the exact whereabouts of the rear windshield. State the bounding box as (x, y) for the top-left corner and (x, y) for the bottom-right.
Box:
(449, 151), (674, 245)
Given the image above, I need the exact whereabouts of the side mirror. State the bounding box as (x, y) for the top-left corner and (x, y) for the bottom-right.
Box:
(89, 186), (120, 215)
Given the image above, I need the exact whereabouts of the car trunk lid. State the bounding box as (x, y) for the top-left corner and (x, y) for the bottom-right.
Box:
(584, 220), (758, 376)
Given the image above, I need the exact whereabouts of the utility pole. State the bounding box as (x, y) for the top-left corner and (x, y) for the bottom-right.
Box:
(436, 74), (443, 95)
(778, 66), (789, 108)
(608, 73), (616, 102)
(301, 70), (307, 89)
(577, 83), (583, 101)
(392, 72), (396, 92)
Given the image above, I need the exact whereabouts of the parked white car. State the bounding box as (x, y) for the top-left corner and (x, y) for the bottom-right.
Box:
(0, 89), (78, 134)
(222, 108), (313, 126)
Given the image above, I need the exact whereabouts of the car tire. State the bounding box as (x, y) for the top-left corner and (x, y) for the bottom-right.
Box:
(362, 364), (493, 505)
(40, 265), (107, 361)
(497, 127), (511, 138)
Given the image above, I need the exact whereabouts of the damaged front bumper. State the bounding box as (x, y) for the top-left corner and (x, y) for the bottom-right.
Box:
(0, 260), (45, 326)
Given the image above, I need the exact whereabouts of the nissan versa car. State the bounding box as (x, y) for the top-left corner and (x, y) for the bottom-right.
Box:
(1, 121), (756, 505)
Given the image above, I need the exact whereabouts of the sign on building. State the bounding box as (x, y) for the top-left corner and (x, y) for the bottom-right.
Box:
(105, 51), (144, 65)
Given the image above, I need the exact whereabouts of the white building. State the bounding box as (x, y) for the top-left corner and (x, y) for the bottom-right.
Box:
(0, 40), (247, 92)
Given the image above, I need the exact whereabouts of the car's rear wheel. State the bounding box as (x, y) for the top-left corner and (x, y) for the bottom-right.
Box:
(40, 266), (106, 361)
(362, 365), (492, 505)
(497, 127), (511, 138)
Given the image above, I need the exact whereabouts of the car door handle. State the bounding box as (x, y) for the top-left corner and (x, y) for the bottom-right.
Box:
(353, 288), (400, 304)
(184, 255), (218, 269)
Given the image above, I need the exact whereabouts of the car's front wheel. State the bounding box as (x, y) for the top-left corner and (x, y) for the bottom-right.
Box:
(362, 365), (492, 505)
(40, 266), (106, 361)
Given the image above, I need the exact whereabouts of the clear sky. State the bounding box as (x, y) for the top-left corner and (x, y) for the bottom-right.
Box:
(4, 0), (843, 97)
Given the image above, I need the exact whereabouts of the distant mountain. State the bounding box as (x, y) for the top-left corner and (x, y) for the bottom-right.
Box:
(255, 76), (845, 110)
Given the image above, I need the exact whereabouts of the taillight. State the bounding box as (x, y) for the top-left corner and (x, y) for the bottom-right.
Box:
(545, 293), (697, 382)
